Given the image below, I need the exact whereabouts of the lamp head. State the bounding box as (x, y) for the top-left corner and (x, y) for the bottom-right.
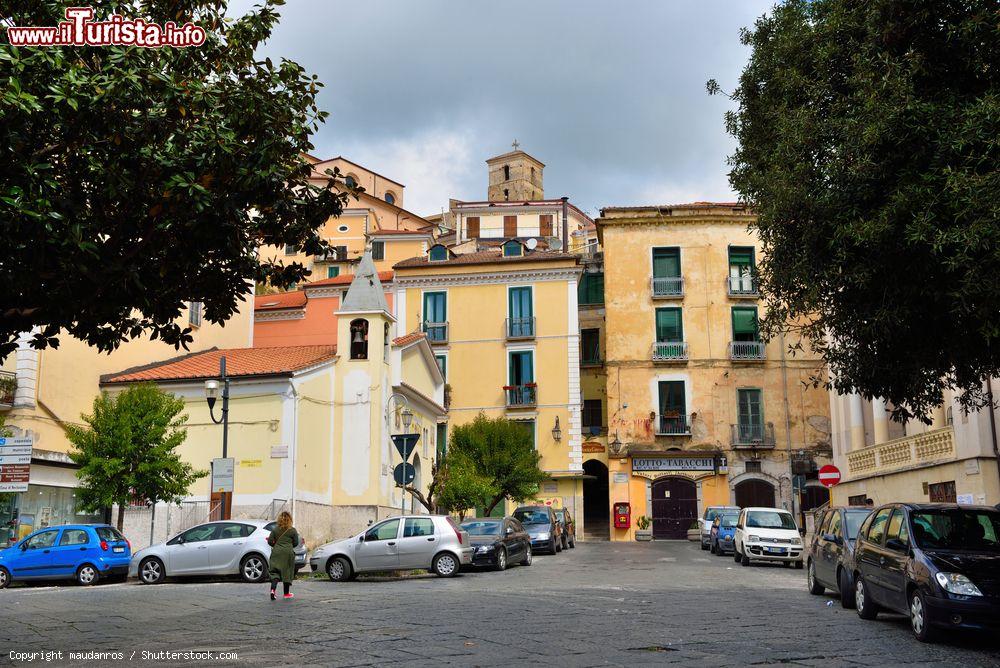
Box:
(401, 407), (414, 430)
(551, 416), (562, 442)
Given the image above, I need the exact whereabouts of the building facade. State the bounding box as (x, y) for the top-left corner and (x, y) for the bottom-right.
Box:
(595, 203), (833, 541)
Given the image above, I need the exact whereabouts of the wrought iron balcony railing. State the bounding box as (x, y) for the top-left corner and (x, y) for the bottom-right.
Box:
(505, 317), (536, 340)
(656, 414), (691, 436)
(505, 384), (537, 408)
(731, 422), (776, 448)
(729, 341), (765, 361)
(651, 276), (684, 298)
(727, 275), (759, 297)
(422, 321), (449, 344)
(652, 341), (688, 362)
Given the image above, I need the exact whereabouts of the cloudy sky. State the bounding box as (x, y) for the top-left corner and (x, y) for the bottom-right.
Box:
(232, 0), (775, 218)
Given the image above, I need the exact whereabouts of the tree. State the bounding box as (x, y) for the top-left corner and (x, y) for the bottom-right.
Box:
(405, 455), (496, 518)
(713, 0), (1000, 421)
(67, 384), (206, 530)
(0, 1), (350, 361)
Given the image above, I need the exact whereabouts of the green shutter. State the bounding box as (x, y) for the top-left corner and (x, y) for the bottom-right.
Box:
(579, 273), (604, 305)
(738, 389), (763, 427)
(652, 248), (680, 278)
(509, 287), (532, 319)
(729, 246), (754, 267)
(327, 266), (340, 279)
(423, 292), (446, 322)
(371, 241), (385, 261)
(731, 307), (759, 340)
(435, 355), (447, 379)
(655, 308), (683, 342)
(509, 351), (534, 385)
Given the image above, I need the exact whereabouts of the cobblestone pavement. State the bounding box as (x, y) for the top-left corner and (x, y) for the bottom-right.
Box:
(1, 540), (997, 667)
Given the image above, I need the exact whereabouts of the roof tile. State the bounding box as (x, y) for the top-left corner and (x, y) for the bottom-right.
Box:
(102, 345), (338, 384)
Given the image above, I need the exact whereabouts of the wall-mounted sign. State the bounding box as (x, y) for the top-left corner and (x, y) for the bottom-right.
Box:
(240, 459), (262, 468)
(613, 472), (629, 484)
(270, 445), (288, 459)
(211, 457), (235, 493)
(956, 493), (974, 505)
(532, 497), (562, 509)
(582, 442), (605, 453)
(633, 457), (718, 472)
(0, 437), (32, 492)
(543, 482), (558, 493)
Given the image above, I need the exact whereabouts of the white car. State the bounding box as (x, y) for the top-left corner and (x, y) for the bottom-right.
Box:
(310, 515), (473, 580)
(733, 507), (804, 568)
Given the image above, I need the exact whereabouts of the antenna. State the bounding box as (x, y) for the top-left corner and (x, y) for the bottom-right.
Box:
(548, 237), (562, 251)
(525, 238), (538, 250)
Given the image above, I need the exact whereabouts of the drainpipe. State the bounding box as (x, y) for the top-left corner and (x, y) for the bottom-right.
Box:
(987, 378), (1000, 495)
(779, 332), (795, 516)
(290, 381), (299, 521)
(561, 196), (569, 253)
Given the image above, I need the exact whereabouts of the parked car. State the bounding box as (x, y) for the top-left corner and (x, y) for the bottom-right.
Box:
(806, 506), (872, 607)
(554, 508), (576, 550)
(709, 511), (740, 556)
(460, 517), (532, 570)
(852, 503), (1000, 642)
(130, 519), (302, 585)
(700, 505), (739, 550)
(733, 507), (804, 568)
(311, 515), (473, 581)
(512, 506), (563, 554)
(0, 524), (131, 588)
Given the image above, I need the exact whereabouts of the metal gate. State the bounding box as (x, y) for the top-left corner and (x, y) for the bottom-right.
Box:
(651, 477), (697, 539)
(735, 479), (776, 508)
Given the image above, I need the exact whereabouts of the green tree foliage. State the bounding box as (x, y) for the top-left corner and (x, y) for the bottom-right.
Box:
(0, 1), (350, 360)
(716, 0), (1000, 420)
(429, 457), (496, 519)
(67, 384), (206, 530)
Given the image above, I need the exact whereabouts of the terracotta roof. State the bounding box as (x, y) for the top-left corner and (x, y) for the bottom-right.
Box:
(310, 156), (405, 187)
(102, 346), (338, 385)
(394, 249), (577, 269)
(392, 332), (427, 347)
(370, 229), (434, 237)
(254, 291), (307, 311)
(306, 271), (394, 288)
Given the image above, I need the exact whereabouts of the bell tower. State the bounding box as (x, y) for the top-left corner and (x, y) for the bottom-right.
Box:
(487, 141), (544, 202)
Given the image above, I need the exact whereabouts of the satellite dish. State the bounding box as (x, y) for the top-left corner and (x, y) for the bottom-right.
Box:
(525, 238), (538, 250)
(547, 237), (563, 251)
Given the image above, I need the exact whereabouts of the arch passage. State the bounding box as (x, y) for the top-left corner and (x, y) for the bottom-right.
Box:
(735, 479), (776, 508)
(800, 485), (828, 512)
(650, 477), (697, 539)
(582, 460), (609, 539)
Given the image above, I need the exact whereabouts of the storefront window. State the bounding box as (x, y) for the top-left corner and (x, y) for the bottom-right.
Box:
(8, 485), (102, 543)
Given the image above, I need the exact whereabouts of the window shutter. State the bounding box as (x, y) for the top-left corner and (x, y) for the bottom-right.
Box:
(504, 215), (517, 237)
(655, 308), (683, 342)
(539, 214), (553, 236)
(652, 248), (680, 278)
(732, 307), (759, 338)
(467, 217), (480, 239)
(729, 247), (754, 267)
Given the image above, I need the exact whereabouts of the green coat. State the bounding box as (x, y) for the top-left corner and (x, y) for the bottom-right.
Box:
(267, 527), (299, 583)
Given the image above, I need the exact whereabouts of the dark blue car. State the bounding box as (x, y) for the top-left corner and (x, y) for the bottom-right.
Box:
(0, 524), (131, 588)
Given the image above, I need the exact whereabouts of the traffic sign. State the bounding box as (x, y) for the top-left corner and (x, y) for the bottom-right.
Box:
(0, 437), (31, 492)
(391, 433), (420, 462)
(818, 464), (841, 488)
(211, 457), (235, 493)
(393, 462), (416, 486)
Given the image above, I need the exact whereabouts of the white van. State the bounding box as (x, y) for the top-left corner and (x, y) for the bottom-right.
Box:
(733, 507), (804, 568)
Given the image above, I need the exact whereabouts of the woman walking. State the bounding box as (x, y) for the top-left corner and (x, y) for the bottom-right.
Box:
(267, 511), (299, 600)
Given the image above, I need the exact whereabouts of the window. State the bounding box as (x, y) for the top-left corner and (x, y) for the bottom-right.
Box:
(436, 423), (447, 462)
(866, 508), (892, 544)
(582, 399), (603, 429)
(503, 240), (523, 257)
(928, 480), (957, 503)
(188, 301), (203, 327)
(503, 188), (509, 201)
(327, 266), (340, 279)
(428, 245), (449, 262)
(508, 351), (534, 386)
(504, 215), (517, 237)
(581, 328), (600, 364)
(818, 511), (833, 536)
(731, 307), (760, 342)
(466, 217), (480, 239)
(345, 175), (357, 189)
(848, 494), (868, 506)
(364, 519), (399, 542)
(737, 389), (764, 437)
(514, 419), (536, 448)
(435, 354), (447, 379)
(384, 323), (390, 359)
(886, 510), (909, 548)
(503, 165), (510, 181)
(744, 460), (762, 473)
(828, 511), (843, 538)
(58, 529), (90, 546)
(655, 308), (683, 342)
(337, 224), (350, 233)
(330, 245), (347, 260)
(180, 524), (218, 543)
(384, 192), (395, 205)
(403, 518), (434, 537)
(371, 241), (385, 261)
(217, 523), (250, 540)
(578, 273), (604, 305)
(539, 214), (553, 237)
(25, 530), (59, 549)
(652, 247), (681, 278)
(508, 286), (533, 336)
(658, 380), (686, 425)
(284, 244), (297, 255)
(422, 292), (447, 341)
(349, 319), (369, 359)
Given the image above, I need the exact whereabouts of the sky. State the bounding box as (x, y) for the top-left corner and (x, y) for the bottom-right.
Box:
(231, 0), (775, 218)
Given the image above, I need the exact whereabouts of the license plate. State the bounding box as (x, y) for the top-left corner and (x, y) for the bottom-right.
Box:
(766, 547), (785, 554)
(113, 546), (124, 553)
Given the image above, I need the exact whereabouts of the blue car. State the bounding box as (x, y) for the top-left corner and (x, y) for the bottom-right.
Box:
(709, 512), (740, 556)
(0, 524), (131, 588)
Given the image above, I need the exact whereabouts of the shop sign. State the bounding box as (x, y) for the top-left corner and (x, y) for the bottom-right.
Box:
(270, 445), (288, 459)
(211, 457), (235, 493)
(0, 437), (32, 492)
(582, 442), (605, 453)
(239, 459), (262, 468)
(633, 456), (718, 473)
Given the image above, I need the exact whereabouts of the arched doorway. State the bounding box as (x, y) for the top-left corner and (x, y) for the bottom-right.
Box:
(800, 485), (828, 512)
(735, 478), (776, 508)
(651, 477), (697, 539)
(582, 460), (609, 539)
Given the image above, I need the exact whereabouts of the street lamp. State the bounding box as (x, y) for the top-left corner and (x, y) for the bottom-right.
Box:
(204, 356), (231, 520)
(385, 393), (413, 515)
(400, 406), (414, 431)
(551, 416), (562, 442)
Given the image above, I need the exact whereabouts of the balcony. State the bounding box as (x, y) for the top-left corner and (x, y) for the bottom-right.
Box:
(422, 321), (449, 345)
(0, 371), (15, 408)
(731, 423), (776, 448)
(729, 341), (765, 361)
(727, 275), (759, 298)
(846, 427), (956, 479)
(652, 341), (688, 362)
(651, 276), (684, 299)
(505, 384), (537, 409)
(505, 317), (535, 340)
(655, 414), (691, 436)
(580, 355), (603, 367)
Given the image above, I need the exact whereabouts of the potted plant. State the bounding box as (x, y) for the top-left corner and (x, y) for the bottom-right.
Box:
(0, 375), (16, 406)
(635, 515), (652, 541)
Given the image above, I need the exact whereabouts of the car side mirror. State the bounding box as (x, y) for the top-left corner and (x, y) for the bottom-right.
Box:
(358, 535), (365, 543)
(19, 543), (27, 551)
(885, 538), (908, 553)
(822, 533), (841, 545)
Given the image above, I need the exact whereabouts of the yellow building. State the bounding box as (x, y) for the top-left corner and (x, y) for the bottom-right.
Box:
(595, 203), (833, 541)
(99, 253), (446, 547)
(392, 243), (586, 521)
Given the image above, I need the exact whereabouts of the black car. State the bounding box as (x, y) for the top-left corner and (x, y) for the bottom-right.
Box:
(852, 503), (1000, 642)
(512, 506), (562, 554)
(554, 508), (576, 550)
(460, 517), (532, 571)
(806, 506), (872, 607)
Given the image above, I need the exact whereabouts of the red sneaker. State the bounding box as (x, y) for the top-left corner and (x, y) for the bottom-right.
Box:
(283, 593), (294, 599)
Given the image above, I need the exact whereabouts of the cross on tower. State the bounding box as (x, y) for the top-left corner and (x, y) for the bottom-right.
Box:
(511, 139), (520, 151)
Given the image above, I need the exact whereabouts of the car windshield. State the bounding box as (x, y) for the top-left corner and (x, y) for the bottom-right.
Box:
(844, 511), (870, 540)
(747, 511), (797, 530)
(911, 509), (1000, 552)
(705, 508), (733, 521)
(513, 509), (550, 525)
(720, 514), (739, 528)
(461, 521), (501, 536)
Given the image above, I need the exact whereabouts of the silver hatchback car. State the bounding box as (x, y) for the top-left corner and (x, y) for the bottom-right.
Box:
(130, 520), (306, 584)
(310, 515), (472, 581)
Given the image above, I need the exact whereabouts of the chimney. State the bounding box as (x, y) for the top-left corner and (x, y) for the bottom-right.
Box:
(561, 197), (569, 253)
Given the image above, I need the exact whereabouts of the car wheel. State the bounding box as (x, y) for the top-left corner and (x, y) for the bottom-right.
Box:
(550, 538), (558, 554)
(733, 548), (741, 563)
(701, 539), (709, 550)
(240, 553), (267, 583)
(520, 545), (532, 566)
(495, 547), (508, 572)
(569, 536), (576, 549)
(561, 535), (568, 551)
(740, 552), (750, 567)
(76, 564), (100, 586)
(838, 569), (855, 609)
(909, 589), (938, 643)
(433, 552), (459, 578)
(709, 541), (716, 554)
(807, 560), (824, 595)
(326, 556), (352, 582)
(795, 560), (804, 570)
(139, 557), (165, 585)
(0, 566), (10, 589)
(855, 576), (879, 620)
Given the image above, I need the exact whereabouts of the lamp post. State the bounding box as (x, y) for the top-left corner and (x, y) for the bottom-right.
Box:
(204, 356), (231, 520)
(385, 393), (414, 515)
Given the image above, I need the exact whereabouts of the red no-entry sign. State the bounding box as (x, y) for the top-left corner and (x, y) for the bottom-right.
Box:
(818, 464), (842, 488)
